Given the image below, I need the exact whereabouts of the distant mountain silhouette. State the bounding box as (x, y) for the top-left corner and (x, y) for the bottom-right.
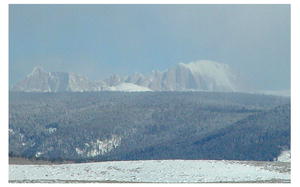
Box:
(12, 60), (246, 92)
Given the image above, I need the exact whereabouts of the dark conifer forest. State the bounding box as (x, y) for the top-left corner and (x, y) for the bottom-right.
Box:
(9, 91), (290, 162)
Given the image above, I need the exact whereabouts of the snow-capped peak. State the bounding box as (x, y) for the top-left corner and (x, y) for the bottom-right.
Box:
(28, 66), (46, 76)
(13, 60), (244, 93)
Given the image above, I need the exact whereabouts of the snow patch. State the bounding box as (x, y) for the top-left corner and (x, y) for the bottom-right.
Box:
(276, 150), (291, 162)
(47, 128), (57, 134)
(9, 128), (15, 135)
(75, 148), (85, 155)
(106, 83), (152, 92)
(35, 152), (43, 158)
(76, 135), (121, 157)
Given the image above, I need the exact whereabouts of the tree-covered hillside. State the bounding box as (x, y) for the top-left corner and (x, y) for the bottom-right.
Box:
(9, 91), (290, 162)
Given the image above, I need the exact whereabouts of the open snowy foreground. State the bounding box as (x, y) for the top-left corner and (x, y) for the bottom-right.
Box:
(9, 160), (290, 183)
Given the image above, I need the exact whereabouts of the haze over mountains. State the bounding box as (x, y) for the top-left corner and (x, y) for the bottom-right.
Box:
(12, 60), (246, 93)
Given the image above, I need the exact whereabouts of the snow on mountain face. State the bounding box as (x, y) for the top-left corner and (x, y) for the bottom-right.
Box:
(177, 60), (234, 91)
(12, 60), (243, 92)
(67, 73), (104, 92)
(12, 67), (104, 92)
(12, 67), (53, 92)
(124, 60), (240, 92)
(178, 60), (238, 91)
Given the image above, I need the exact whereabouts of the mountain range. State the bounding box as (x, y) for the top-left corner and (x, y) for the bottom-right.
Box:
(12, 60), (245, 92)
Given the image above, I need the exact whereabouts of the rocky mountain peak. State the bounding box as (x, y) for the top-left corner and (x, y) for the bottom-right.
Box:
(12, 60), (245, 92)
(29, 66), (47, 76)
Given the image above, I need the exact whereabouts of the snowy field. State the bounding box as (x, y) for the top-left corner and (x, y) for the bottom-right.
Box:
(9, 159), (290, 183)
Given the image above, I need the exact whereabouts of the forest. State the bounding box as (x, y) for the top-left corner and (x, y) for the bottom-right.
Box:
(9, 91), (290, 162)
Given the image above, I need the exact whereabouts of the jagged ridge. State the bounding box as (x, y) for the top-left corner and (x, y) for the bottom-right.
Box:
(12, 60), (244, 92)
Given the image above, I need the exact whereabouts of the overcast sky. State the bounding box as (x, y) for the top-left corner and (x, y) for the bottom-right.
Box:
(9, 4), (290, 90)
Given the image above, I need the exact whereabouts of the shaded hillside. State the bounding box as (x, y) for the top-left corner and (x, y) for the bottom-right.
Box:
(9, 91), (290, 162)
(117, 104), (290, 161)
(194, 104), (290, 161)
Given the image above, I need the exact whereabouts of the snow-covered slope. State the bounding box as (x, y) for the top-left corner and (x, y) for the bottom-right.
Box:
(105, 83), (152, 92)
(276, 150), (291, 162)
(9, 160), (290, 183)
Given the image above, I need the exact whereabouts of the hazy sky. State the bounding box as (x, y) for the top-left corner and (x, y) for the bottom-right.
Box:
(9, 4), (290, 90)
